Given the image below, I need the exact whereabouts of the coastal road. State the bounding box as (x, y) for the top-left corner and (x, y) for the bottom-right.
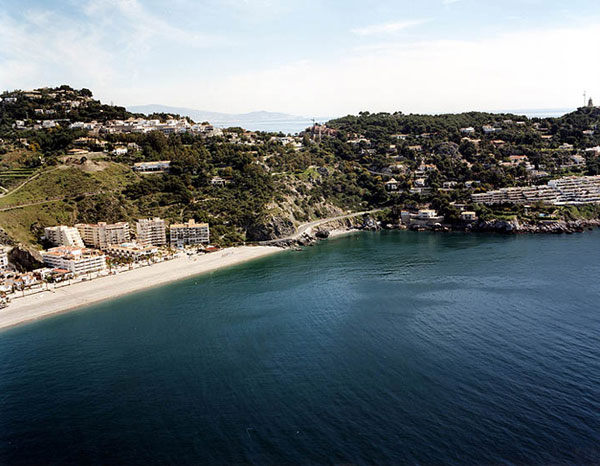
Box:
(261, 209), (382, 244)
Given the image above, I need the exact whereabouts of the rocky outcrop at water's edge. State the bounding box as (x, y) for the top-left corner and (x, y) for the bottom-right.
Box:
(265, 214), (600, 250)
(467, 218), (600, 234)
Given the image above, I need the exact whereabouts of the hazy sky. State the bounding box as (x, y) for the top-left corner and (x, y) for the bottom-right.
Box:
(1, 0), (599, 116)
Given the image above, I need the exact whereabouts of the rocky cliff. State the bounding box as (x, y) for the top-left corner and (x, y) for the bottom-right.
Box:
(468, 218), (600, 234)
(246, 216), (296, 242)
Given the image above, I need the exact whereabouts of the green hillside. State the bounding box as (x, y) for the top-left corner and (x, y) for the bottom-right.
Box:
(0, 85), (599, 249)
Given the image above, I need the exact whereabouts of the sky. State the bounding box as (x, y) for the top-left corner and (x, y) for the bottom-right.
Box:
(0, 0), (599, 117)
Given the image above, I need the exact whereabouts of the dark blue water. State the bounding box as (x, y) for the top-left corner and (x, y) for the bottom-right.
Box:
(1, 231), (599, 465)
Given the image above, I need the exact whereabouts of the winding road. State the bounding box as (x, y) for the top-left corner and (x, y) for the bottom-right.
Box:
(261, 209), (382, 244)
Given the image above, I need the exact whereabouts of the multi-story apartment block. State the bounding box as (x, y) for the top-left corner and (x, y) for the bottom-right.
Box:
(169, 220), (210, 248)
(41, 247), (106, 275)
(472, 175), (600, 205)
(76, 222), (130, 249)
(0, 246), (9, 269)
(104, 243), (158, 261)
(44, 226), (85, 248)
(136, 218), (167, 246)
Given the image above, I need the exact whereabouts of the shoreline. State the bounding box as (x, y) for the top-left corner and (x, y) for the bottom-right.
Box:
(2, 223), (597, 333)
(0, 246), (282, 333)
(327, 228), (361, 239)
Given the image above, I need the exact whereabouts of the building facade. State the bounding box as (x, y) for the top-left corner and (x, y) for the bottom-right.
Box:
(136, 218), (167, 246)
(0, 247), (9, 269)
(41, 247), (107, 275)
(133, 161), (171, 173)
(76, 222), (131, 249)
(472, 175), (600, 205)
(104, 243), (158, 261)
(169, 220), (210, 248)
(44, 226), (85, 248)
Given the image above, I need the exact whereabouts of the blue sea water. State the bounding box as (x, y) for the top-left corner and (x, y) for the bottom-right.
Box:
(218, 109), (573, 134)
(0, 231), (599, 465)
(215, 119), (318, 135)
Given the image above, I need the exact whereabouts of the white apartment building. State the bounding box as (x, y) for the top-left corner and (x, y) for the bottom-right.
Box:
(104, 243), (158, 261)
(416, 209), (443, 220)
(472, 175), (600, 205)
(170, 220), (210, 248)
(482, 125), (499, 134)
(460, 211), (478, 222)
(400, 209), (445, 226)
(44, 226), (85, 248)
(112, 146), (128, 156)
(0, 247), (9, 269)
(41, 247), (107, 275)
(133, 161), (171, 173)
(136, 218), (167, 246)
(76, 222), (131, 249)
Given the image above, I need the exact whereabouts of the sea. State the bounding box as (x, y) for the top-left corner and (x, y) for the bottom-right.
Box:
(1, 231), (599, 465)
(216, 109), (573, 134)
(215, 118), (318, 135)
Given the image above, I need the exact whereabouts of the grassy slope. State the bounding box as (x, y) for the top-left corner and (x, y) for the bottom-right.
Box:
(0, 162), (138, 246)
(0, 163), (135, 208)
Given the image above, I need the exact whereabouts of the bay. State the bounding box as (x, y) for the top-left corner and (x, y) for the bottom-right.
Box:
(1, 231), (599, 465)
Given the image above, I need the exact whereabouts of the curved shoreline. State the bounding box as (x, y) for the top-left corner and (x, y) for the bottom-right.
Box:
(2, 222), (596, 333)
(0, 246), (281, 333)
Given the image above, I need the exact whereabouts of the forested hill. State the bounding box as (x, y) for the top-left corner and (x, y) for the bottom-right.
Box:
(326, 108), (600, 146)
(0, 85), (193, 131)
(0, 86), (133, 126)
(328, 111), (526, 137)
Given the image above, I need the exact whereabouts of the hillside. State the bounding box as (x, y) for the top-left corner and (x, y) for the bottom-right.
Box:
(0, 85), (599, 251)
(0, 161), (138, 245)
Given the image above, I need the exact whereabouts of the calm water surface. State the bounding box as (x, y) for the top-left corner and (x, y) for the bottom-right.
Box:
(1, 231), (599, 465)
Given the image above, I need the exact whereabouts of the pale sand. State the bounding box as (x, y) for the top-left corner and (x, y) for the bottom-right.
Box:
(328, 229), (361, 239)
(0, 246), (281, 332)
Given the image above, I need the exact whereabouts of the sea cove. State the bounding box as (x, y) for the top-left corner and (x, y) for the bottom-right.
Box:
(1, 231), (599, 464)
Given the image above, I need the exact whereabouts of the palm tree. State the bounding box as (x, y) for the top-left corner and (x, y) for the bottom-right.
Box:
(106, 257), (114, 274)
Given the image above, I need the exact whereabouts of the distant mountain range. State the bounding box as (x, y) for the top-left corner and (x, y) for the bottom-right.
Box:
(128, 104), (308, 125)
(127, 104), (576, 133)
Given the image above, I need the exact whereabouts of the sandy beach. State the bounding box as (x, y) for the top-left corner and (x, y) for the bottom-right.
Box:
(0, 245), (281, 332)
(327, 229), (360, 239)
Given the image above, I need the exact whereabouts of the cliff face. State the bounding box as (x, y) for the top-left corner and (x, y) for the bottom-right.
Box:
(246, 216), (295, 241)
(8, 247), (43, 272)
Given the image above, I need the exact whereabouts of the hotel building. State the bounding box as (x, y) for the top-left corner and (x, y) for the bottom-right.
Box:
(136, 218), (167, 246)
(472, 175), (600, 205)
(44, 226), (85, 248)
(76, 222), (131, 249)
(104, 243), (158, 261)
(169, 220), (210, 248)
(41, 247), (107, 275)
